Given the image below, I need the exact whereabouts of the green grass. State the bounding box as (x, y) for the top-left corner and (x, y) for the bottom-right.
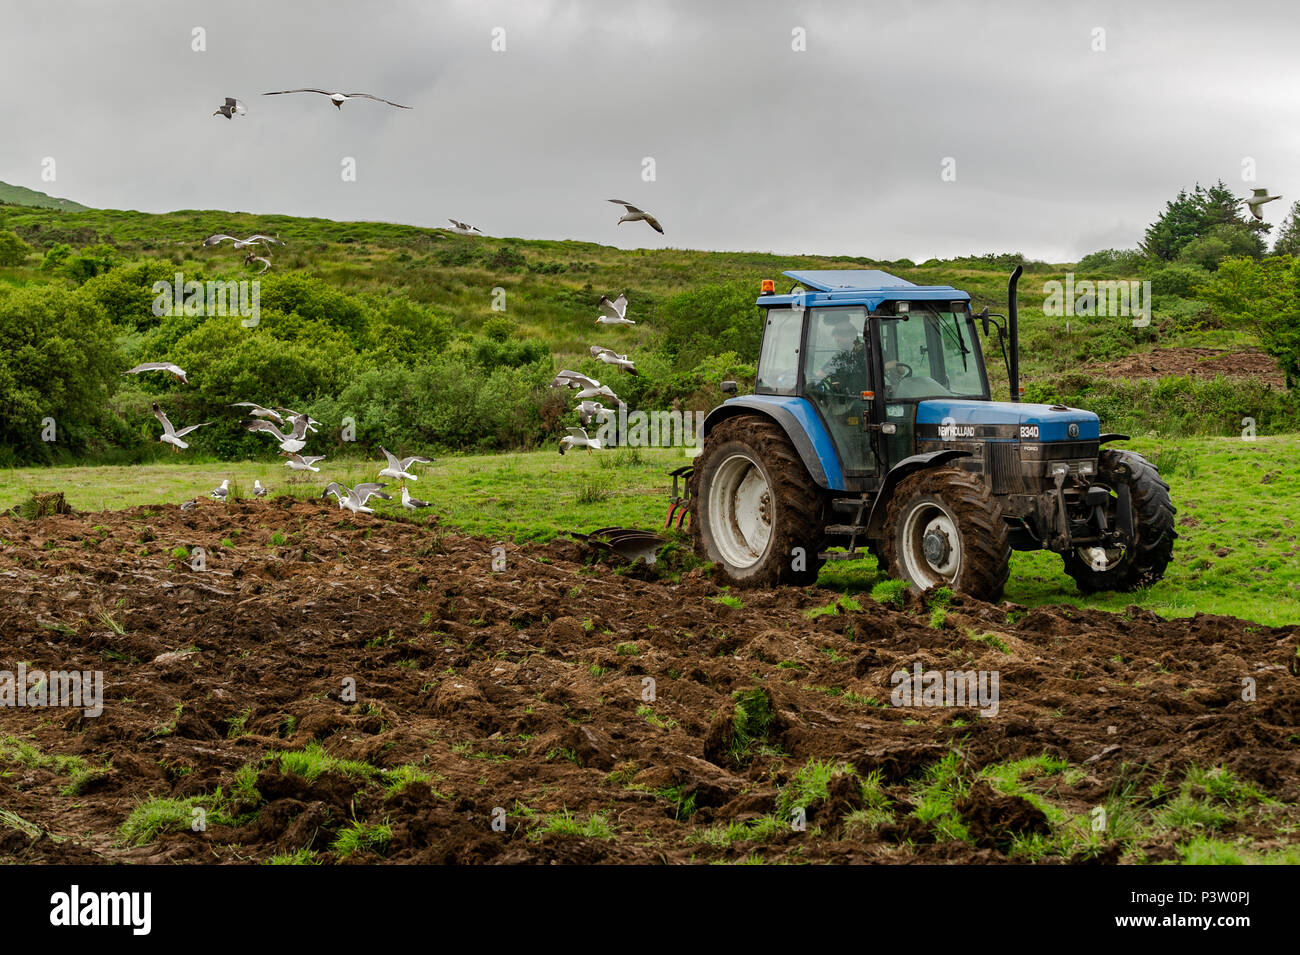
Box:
(332, 817), (393, 858)
(271, 740), (380, 783)
(534, 809), (615, 840)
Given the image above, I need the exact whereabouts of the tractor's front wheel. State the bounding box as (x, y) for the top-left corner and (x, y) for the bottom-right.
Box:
(1062, 449), (1176, 593)
(690, 416), (826, 587)
(882, 467), (1012, 602)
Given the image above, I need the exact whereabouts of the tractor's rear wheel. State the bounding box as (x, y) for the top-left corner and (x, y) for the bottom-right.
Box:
(882, 467), (1011, 602)
(690, 416), (826, 587)
(1062, 450), (1176, 593)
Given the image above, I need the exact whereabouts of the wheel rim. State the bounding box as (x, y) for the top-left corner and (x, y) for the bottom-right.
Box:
(708, 452), (773, 569)
(900, 501), (961, 588)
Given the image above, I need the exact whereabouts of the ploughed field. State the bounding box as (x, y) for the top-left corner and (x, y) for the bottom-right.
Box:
(0, 499), (1296, 864)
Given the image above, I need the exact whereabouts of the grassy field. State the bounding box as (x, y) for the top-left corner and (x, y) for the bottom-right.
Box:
(3, 434), (1296, 626)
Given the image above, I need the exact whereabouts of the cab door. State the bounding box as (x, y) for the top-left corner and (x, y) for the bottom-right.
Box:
(801, 306), (876, 477)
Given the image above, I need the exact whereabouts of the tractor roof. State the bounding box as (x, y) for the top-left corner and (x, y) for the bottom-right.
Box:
(758, 269), (970, 310)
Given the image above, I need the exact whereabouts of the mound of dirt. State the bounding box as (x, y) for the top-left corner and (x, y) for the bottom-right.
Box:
(1089, 346), (1285, 386)
(0, 500), (1295, 864)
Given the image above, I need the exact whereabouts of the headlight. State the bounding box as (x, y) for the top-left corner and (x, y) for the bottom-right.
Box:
(1077, 461), (1096, 475)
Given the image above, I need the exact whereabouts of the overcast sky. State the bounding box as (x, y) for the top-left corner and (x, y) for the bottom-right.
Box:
(3, 0), (1297, 262)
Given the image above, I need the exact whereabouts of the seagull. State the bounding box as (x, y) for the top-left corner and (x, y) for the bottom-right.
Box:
(1242, 188), (1282, 221)
(253, 480), (268, 498)
(203, 234), (284, 249)
(322, 482), (392, 514)
(281, 452), (326, 472)
(242, 415), (311, 453)
(152, 403), (212, 451)
(608, 200), (664, 234)
(213, 97), (246, 120)
(126, 362), (189, 385)
(210, 479), (229, 501)
(576, 401), (609, 427)
(262, 89), (412, 110)
(401, 487), (431, 510)
(275, 408), (320, 432)
(551, 370), (619, 403)
(559, 428), (602, 455)
(245, 252), (272, 274)
(448, 219), (483, 235)
(180, 499), (199, 511)
(231, 402), (284, 424)
(378, 446), (432, 481)
(589, 345), (638, 375)
(595, 293), (634, 326)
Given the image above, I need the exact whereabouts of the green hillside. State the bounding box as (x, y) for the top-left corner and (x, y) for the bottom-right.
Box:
(0, 180), (89, 212)
(0, 199), (1295, 466)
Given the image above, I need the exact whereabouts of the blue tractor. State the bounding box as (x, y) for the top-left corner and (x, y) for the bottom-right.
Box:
(687, 267), (1176, 601)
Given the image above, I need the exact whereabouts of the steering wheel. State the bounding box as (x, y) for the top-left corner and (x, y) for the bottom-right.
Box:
(885, 361), (913, 384)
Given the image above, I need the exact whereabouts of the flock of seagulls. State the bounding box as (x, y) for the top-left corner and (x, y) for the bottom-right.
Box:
(123, 359), (433, 515)
(548, 291), (645, 453)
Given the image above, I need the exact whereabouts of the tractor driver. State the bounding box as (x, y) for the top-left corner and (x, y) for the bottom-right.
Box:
(813, 318), (868, 397)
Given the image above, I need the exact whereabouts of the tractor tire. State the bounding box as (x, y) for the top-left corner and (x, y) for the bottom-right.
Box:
(689, 416), (826, 587)
(882, 467), (1011, 602)
(1062, 449), (1176, 593)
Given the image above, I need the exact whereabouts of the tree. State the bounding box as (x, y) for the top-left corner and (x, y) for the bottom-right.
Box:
(1195, 256), (1300, 387)
(1141, 180), (1267, 265)
(1272, 200), (1300, 256)
(0, 229), (30, 266)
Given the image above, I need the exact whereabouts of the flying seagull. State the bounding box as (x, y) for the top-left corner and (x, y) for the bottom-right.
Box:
(152, 403), (212, 451)
(378, 446), (432, 482)
(203, 233), (284, 249)
(126, 362), (189, 385)
(281, 452), (326, 472)
(275, 408), (319, 432)
(322, 482), (392, 514)
(262, 89), (412, 110)
(608, 200), (664, 234)
(213, 97), (246, 119)
(253, 480), (268, 498)
(1242, 188), (1282, 221)
(550, 370), (619, 403)
(401, 487), (432, 510)
(589, 345), (638, 375)
(231, 402), (284, 424)
(242, 415), (312, 453)
(210, 479), (229, 501)
(576, 400), (609, 427)
(595, 293), (634, 326)
(448, 219), (483, 235)
(245, 252), (272, 274)
(559, 427), (601, 455)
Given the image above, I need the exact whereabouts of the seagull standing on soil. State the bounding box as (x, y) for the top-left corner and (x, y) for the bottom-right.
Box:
(378, 446), (432, 481)
(608, 200), (664, 234)
(595, 293), (634, 326)
(126, 362), (189, 385)
(559, 428), (601, 454)
(242, 415), (312, 453)
(213, 97), (246, 119)
(152, 404), (212, 451)
(589, 345), (638, 375)
(180, 499), (199, 511)
(401, 487), (431, 510)
(262, 89), (412, 110)
(210, 479), (230, 501)
(322, 482), (392, 514)
(282, 452), (326, 472)
(1242, 188), (1282, 221)
(550, 370), (619, 403)
(253, 480), (268, 498)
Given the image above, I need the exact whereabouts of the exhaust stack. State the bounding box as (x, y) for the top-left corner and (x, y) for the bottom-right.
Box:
(1008, 265), (1023, 403)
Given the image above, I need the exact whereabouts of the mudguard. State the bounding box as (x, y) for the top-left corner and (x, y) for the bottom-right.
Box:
(702, 395), (844, 490)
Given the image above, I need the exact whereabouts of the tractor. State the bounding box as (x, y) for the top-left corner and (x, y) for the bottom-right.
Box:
(686, 267), (1176, 602)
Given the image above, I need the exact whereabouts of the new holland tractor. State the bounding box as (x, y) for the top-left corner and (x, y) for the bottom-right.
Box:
(686, 267), (1176, 601)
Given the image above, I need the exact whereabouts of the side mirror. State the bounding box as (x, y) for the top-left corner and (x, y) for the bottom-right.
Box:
(976, 306), (990, 336)
(720, 380), (738, 395)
